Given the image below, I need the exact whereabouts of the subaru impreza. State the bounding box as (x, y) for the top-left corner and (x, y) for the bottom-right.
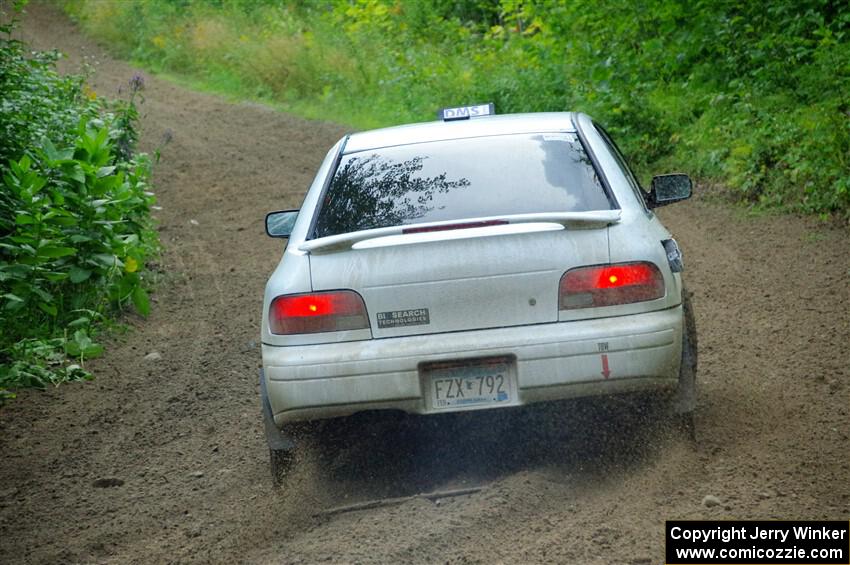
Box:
(260, 105), (697, 482)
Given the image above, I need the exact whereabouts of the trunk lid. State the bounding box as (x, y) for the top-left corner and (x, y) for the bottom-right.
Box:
(308, 224), (610, 338)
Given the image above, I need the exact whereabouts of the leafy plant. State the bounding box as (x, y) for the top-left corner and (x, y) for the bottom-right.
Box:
(0, 15), (159, 401)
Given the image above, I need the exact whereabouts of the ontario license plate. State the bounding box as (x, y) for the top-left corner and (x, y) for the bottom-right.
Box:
(424, 357), (516, 411)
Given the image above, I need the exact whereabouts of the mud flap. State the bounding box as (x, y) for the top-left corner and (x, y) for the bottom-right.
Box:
(670, 289), (698, 441)
(672, 289), (698, 415)
(259, 370), (295, 452)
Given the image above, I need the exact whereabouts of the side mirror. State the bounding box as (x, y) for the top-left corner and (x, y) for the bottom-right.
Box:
(265, 210), (299, 238)
(648, 174), (692, 208)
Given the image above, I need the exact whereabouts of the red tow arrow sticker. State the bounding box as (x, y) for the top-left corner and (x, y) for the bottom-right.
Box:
(601, 354), (611, 379)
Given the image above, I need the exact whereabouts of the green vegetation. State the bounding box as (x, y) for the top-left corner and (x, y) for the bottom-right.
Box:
(0, 11), (158, 400)
(64, 0), (850, 219)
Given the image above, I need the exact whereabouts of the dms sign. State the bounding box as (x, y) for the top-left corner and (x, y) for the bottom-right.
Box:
(438, 103), (495, 121)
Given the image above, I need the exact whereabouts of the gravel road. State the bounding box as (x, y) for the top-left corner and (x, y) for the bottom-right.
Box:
(1, 4), (848, 564)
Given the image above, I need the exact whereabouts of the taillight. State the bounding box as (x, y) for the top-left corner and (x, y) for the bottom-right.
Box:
(269, 291), (369, 335)
(559, 262), (664, 309)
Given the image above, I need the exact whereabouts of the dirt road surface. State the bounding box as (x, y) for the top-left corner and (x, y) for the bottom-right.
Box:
(1, 4), (848, 564)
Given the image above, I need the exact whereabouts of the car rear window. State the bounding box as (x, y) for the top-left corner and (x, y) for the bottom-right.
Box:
(312, 132), (612, 239)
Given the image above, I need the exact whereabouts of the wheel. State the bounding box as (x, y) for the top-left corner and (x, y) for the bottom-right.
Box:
(269, 447), (294, 487)
(671, 288), (698, 435)
(673, 411), (696, 441)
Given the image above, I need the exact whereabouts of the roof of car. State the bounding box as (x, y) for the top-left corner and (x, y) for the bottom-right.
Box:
(343, 112), (580, 154)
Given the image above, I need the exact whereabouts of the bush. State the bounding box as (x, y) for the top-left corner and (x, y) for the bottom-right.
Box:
(0, 14), (158, 400)
(63, 0), (850, 220)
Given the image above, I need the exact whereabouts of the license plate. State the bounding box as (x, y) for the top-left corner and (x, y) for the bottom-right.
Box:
(423, 357), (515, 411)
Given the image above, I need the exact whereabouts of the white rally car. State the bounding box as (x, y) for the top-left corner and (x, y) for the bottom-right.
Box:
(260, 106), (697, 482)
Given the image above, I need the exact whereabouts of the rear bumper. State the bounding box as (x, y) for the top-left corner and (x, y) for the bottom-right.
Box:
(262, 307), (683, 425)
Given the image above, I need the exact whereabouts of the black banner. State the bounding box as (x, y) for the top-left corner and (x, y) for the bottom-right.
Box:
(666, 521), (849, 564)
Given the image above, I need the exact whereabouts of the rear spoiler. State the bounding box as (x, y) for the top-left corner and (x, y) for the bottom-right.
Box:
(298, 210), (621, 254)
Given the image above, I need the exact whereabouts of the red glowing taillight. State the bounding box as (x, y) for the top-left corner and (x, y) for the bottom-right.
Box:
(559, 262), (664, 309)
(269, 291), (369, 335)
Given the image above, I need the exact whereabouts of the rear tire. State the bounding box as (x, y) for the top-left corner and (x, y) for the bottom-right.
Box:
(673, 412), (696, 441)
(270, 447), (294, 487)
